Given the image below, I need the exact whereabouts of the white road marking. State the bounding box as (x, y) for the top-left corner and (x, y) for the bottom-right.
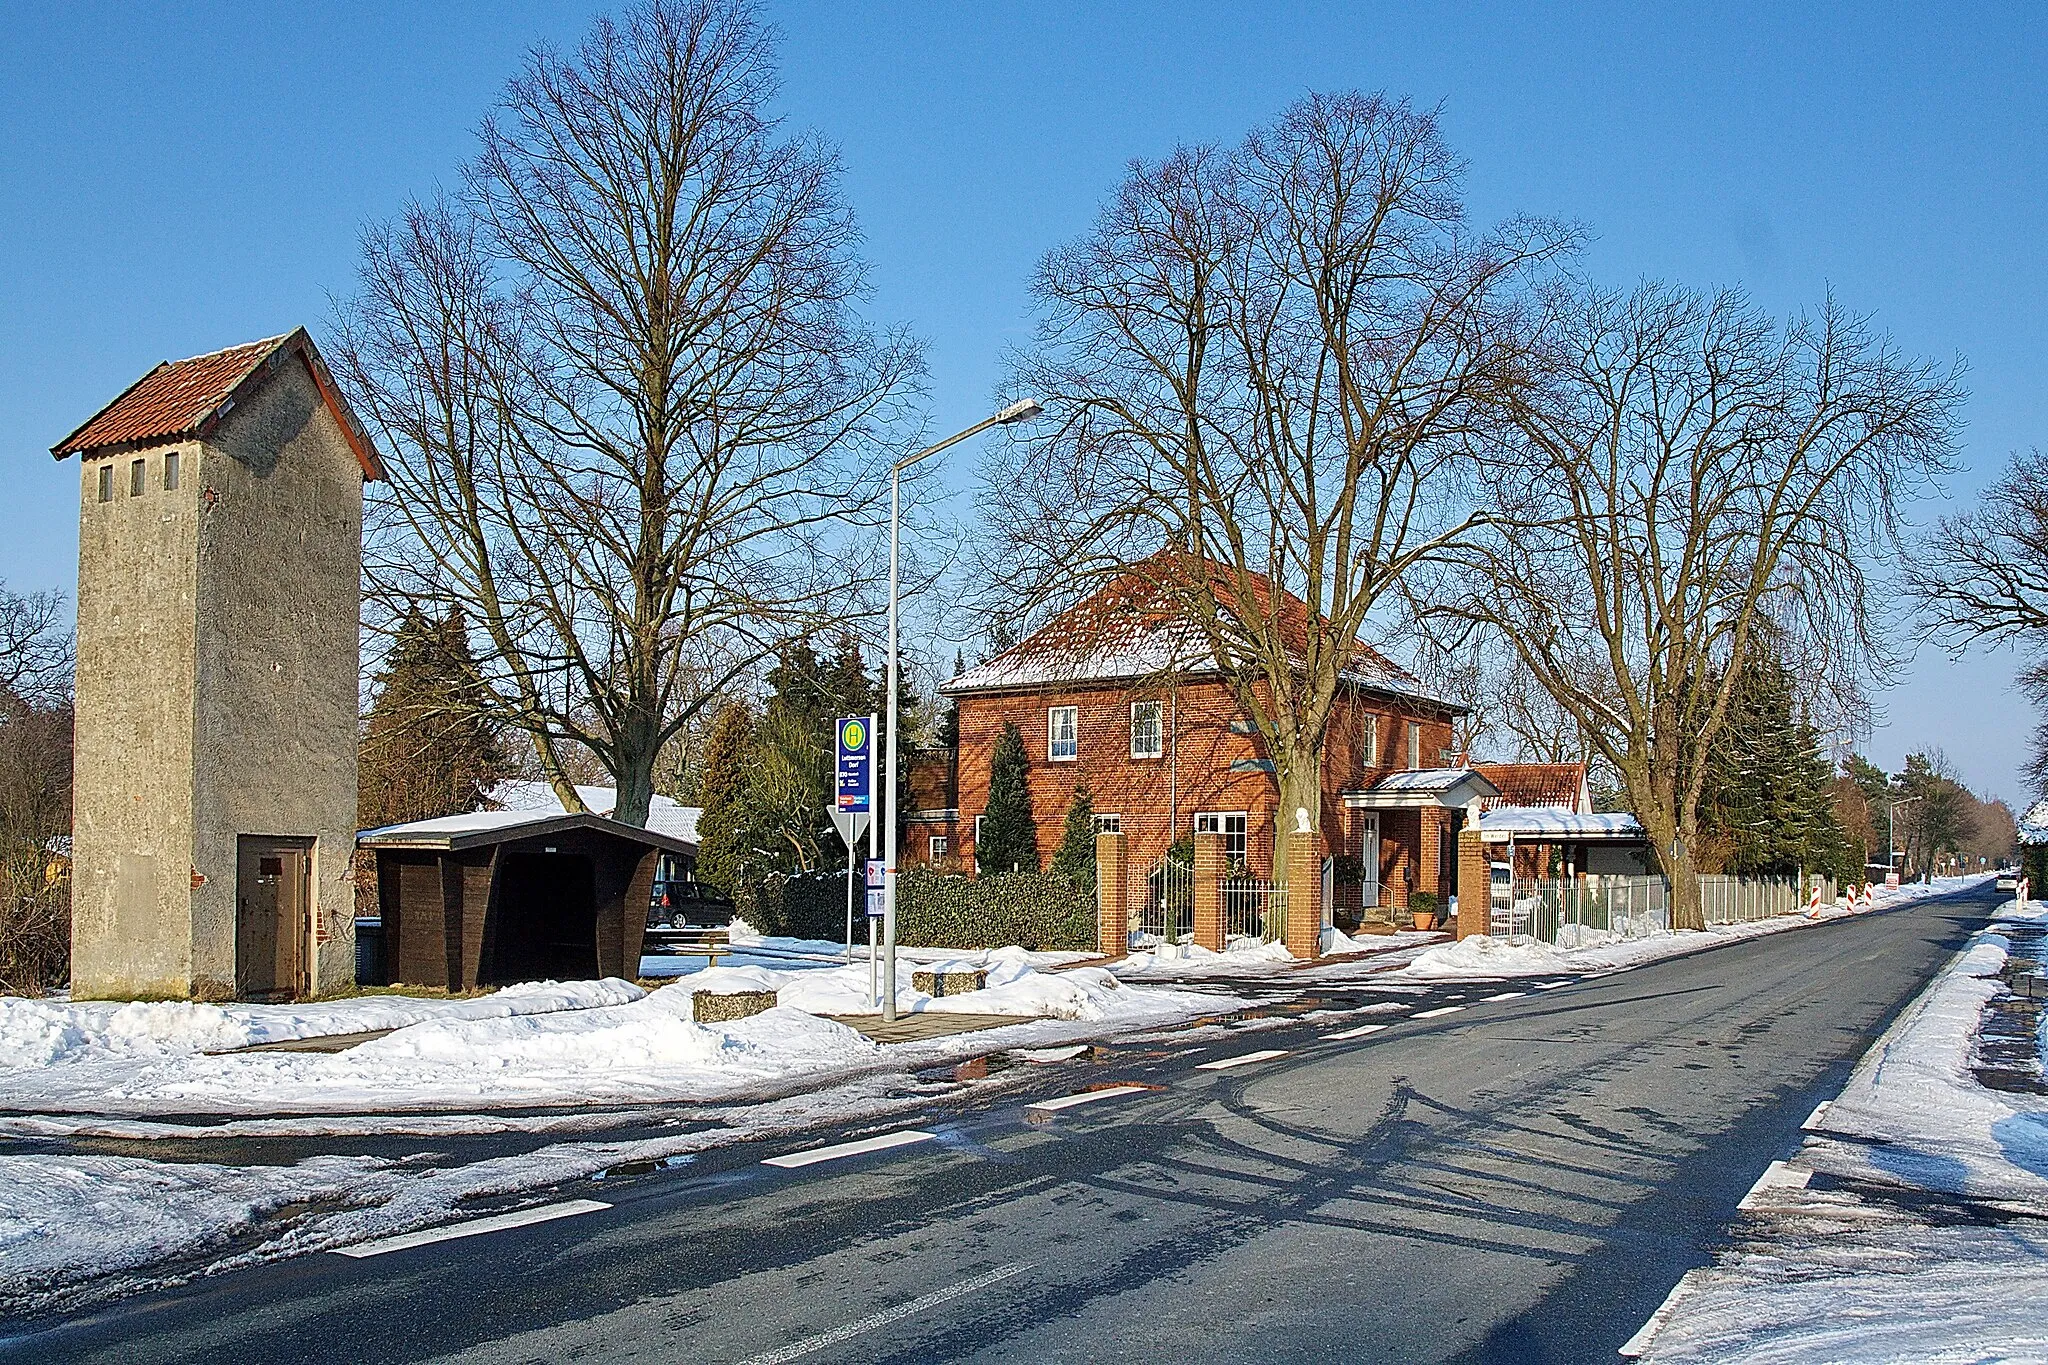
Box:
(738, 1261), (1035, 1365)
(1025, 1085), (1150, 1114)
(1412, 1005), (1465, 1019)
(332, 1199), (609, 1258)
(1483, 991), (1528, 1002)
(763, 1129), (936, 1169)
(1196, 1049), (1289, 1070)
(1736, 1159), (1813, 1210)
(1618, 1269), (1706, 1358)
(1803, 1100), (1832, 1130)
(1533, 980), (1573, 990)
(1325, 1022), (1389, 1040)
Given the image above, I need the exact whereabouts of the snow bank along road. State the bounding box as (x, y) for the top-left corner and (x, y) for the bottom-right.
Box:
(5, 884), (1998, 1364)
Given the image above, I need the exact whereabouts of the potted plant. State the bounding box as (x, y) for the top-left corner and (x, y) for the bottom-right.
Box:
(1409, 890), (1441, 932)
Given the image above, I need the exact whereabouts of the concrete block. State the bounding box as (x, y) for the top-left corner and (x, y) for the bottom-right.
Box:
(693, 989), (777, 1023)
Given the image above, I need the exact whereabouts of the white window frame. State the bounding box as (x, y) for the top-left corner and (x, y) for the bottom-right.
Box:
(1407, 720), (1423, 770)
(974, 814), (984, 843)
(1129, 700), (1163, 759)
(929, 835), (948, 860)
(1093, 813), (1122, 834)
(1194, 811), (1249, 860)
(1362, 714), (1378, 768)
(1048, 705), (1079, 761)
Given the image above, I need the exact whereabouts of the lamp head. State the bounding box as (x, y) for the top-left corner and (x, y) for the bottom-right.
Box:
(995, 397), (1044, 425)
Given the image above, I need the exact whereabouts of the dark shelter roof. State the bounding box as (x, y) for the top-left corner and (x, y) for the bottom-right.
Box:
(358, 809), (695, 857)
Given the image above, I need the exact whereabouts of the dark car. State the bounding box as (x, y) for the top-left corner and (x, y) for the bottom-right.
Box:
(644, 879), (736, 952)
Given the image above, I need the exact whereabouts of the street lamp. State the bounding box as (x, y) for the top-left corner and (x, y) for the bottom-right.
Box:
(882, 397), (1043, 1021)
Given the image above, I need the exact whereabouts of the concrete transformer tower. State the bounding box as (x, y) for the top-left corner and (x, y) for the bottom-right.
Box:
(52, 329), (382, 1000)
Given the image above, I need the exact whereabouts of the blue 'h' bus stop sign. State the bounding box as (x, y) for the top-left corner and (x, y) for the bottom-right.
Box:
(836, 716), (872, 813)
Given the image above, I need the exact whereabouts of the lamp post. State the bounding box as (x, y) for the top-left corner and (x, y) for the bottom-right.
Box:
(882, 397), (1042, 1022)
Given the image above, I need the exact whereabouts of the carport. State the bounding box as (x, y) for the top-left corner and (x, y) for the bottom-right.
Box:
(357, 810), (696, 989)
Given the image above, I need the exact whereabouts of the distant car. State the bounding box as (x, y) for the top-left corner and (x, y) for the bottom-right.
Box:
(644, 879), (736, 952)
(1996, 869), (2021, 893)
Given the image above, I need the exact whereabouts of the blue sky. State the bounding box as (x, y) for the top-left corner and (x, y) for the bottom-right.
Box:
(3, 2), (2041, 801)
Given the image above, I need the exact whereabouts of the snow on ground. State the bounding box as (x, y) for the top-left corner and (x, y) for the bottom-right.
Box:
(1640, 891), (2048, 1363)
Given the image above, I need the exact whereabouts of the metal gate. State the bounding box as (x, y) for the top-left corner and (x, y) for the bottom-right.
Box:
(1131, 855), (1193, 944)
(1223, 874), (1288, 944)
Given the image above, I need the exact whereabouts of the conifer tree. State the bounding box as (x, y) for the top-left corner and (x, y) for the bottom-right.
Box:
(359, 607), (508, 829)
(694, 702), (762, 893)
(1050, 782), (1098, 892)
(977, 721), (1038, 873)
(1697, 649), (1854, 879)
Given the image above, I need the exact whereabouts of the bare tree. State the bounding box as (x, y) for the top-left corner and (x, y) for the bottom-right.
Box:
(0, 580), (74, 993)
(0, 582), (71, 708)
(335, 0), (922, 826)
(1447, 282), (1961, 927)
(1907, 448), (2048, 788)
(986, 92), (1567, 876)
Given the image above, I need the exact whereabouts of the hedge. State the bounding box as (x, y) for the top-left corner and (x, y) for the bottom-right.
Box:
(737, 866), (1095, 952)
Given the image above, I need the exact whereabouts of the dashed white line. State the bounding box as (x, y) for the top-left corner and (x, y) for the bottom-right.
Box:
(1412, 1005), (1465, 1019)
(1533, 980), (1573, 990)
(1618, 1269), (1706, 1358)
(1736, 1159), (1812, 1210)
(763, 1129), (936, 1169)
(1025, 1085), (1150, 1114)
(1196, 1049), (1289, 1070)
(737, 1261), (1035, 1365)
(1802, 1100), (1832, 1130)
(1483, 991), (1528, 1002)
(1325, 1022), (1389, 1040)
(332, 1199), (609, 1258)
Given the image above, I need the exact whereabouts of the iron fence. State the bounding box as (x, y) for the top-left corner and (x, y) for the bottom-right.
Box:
(1223, 874), (1288, 944)
(1131, 855), (1193, 944)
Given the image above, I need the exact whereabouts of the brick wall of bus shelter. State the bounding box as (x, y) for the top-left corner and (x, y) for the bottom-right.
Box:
(950, 680), (1458, 886)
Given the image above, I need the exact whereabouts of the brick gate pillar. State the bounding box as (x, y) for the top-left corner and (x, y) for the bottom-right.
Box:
(1457, 827), (1489, 940)
(1192, 831), (1226, 951)
(1284, 829), (1323, 959)
(1096, 830), (1128, 958)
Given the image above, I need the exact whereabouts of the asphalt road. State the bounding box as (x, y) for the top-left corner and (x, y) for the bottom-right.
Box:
(9, 884), (1995, 1364)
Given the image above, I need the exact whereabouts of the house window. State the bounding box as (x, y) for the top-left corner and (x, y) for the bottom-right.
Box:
(1408, 720), (1423, 770)
(96, 464), (112, 503)
(129, 459), (146, 497)
(1048, 705), (1078, 761)
(1130, 700), (1163, 758)
(164, 451), (180, 490)
(1094, 813), (1122, 834)
(1195, 811), (1249, 860)
(929, 836), (948, 861)
(1362, 714), (1378, 767)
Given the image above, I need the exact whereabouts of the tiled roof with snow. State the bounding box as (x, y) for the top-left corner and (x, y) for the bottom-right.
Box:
(943, 554), (1459, 711)
(1477, 808), (1645, 840)
(1474, 763), (1589, 813)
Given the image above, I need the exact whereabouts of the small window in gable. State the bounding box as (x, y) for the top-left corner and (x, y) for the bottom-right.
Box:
(129, 459), (146, 497)
(1048, 705), (1078, 761)
(96, 464), (112, 503)
(164, 451), (181, 491)
(1130, 700), (1163, 758)
(1362, 714), (1378, 767)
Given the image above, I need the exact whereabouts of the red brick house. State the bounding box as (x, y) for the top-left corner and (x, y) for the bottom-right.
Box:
(905, 565), (1516, 920)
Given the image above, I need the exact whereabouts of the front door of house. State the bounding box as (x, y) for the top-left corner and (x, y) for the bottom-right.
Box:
(1358, 814), (1380, 908)
(236, 835), (312, 1001)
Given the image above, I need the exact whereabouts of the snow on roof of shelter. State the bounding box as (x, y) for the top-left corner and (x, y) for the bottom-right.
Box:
(2019, 799), (2048, 846)
(1373, 768), (1494, 793)
(488, 781), (700, 844)
(942, 551), (1460, 712)
(1342, 766), (1502, 809)
(358, 807), (696, 855)
(1477, 808), (1645, 841)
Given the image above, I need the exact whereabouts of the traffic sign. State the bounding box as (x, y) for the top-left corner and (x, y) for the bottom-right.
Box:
(835, 715), (873, 812)
(866, 858), (886, 917)
(830, 808), (870, 851)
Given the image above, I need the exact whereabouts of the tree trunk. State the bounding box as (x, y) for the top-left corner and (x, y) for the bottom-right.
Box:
(1631, 785), (1706, 932)
(1272, 742), (1323, 889)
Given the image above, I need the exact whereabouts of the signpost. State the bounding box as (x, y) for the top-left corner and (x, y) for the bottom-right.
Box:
(834, 715), (877, 964)
(866, 857), (886, 1007)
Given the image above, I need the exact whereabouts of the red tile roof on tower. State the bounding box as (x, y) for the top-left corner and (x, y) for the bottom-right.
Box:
(1472, 762), (1589, 813)
(51, 327), (383, 480)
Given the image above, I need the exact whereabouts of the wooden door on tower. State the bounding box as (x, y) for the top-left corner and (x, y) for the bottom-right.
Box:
(236, 835), (312, 1001)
